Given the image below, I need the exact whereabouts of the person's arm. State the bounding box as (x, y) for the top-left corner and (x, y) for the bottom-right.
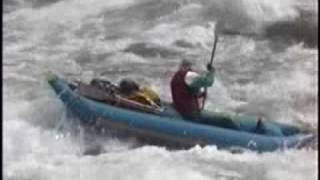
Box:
(185, 70), (215, 89)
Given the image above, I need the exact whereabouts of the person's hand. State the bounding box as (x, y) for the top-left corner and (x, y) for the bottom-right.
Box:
(206, 63), (215, 72)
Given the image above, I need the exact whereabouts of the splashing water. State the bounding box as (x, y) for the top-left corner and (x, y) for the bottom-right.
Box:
(3, 0), (318, 180)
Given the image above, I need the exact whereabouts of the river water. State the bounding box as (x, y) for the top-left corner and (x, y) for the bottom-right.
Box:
(3, 0), (318, 180)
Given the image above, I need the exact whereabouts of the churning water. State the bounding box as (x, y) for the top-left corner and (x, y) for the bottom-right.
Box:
(3, 0), (318, 180)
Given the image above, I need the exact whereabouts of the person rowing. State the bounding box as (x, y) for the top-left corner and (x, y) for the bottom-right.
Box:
(170, 59), (214, 119)
(170, 32), (240, 129)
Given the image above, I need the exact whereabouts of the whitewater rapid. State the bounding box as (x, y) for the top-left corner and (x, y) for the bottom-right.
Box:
(3, 0), (318, 180)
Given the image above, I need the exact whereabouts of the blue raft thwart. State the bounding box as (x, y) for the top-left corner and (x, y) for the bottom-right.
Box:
(48, 75), (316, 152)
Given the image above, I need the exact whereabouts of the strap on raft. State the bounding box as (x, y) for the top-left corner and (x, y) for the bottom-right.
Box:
(77, 81), (162, 115)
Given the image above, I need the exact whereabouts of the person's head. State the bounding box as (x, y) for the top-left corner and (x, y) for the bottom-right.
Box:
(119, 78), (140, 95)
(179, 59), (193, 70)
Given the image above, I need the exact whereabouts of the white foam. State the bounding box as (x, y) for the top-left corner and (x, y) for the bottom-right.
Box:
(3, 0), (317, 179)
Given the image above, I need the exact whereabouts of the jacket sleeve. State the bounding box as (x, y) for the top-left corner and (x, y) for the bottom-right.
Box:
(186, 70), (214, 89)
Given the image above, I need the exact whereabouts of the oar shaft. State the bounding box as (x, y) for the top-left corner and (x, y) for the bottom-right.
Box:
(209, 33), (218, 66)
(202, 31), (218, 110)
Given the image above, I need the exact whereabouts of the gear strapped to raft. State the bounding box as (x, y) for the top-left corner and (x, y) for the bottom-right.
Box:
(90, 78), (119, 95)
(76, 79), (162, 114)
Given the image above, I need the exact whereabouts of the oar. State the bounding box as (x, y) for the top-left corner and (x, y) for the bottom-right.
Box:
(201, 29), (219, 110)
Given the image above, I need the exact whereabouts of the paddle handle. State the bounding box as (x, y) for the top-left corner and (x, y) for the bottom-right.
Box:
(202, 31), (218, 110)
(209, 32), (219, 67)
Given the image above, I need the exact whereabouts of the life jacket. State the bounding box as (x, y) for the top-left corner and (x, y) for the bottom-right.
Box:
(127, 87), (161, 107)
(170, 68), (201, 115)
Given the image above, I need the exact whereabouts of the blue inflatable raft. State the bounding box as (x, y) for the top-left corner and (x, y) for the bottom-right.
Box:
(48, 74), (316, 152)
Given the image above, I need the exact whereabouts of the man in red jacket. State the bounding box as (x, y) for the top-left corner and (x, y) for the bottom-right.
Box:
(170, 59), (239, 129)
(170, 59), (214, 118)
